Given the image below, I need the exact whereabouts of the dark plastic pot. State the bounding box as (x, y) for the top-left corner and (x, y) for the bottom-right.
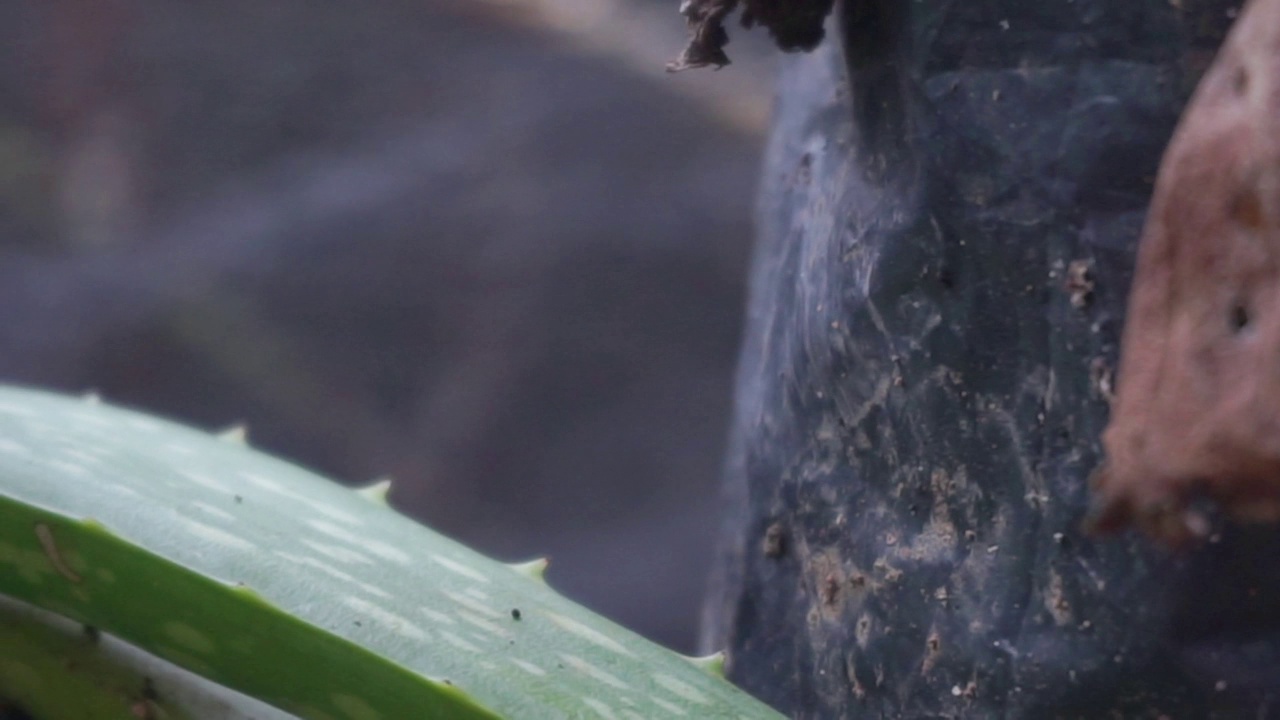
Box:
(704, 1), (1280, 717)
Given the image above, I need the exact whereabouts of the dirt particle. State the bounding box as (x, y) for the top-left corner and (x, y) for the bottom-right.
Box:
(511, 608), (522, 621)
(796, 153), (813, 186)
(856, 616), (872, 645)
(1066, 259), (1095, 308)
(821, 573), (840, 606)
(873, 558), (903, 582)
(1046, 569), (1073, 625)
(1090, 357), (1115, 403)
(922, 630), (943, 674)
(875, 558), (906, 579)
(762, 522), (787, 559)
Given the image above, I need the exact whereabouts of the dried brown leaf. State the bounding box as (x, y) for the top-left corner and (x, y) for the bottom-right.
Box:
(1090, 0), (1280, 546)
(667, 0), (836, 72)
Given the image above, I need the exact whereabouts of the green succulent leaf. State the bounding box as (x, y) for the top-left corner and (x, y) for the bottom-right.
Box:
(0, 385), (781, 720)
(0, 594), (293, 719)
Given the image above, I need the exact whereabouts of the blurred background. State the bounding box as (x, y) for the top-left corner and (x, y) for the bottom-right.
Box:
(0, 0), (777, 651)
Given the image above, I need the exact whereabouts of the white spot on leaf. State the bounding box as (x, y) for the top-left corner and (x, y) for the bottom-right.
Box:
(47, 459), (90, 478)
(106, 484), (142, 499)
(355, 582), (392, 600)
(546, 611), (634, 657)
(306, 520), (411, 563)
(124, 416), (163, 433)
(183, 520), (255, 552)
(432, 555), (489, 583)
(183, 472), (233, 494)
(305, 502), (363, 526)
(240, 471), (284, 493)
(189, 502), (236, 522)
(583, 698), (620, 720)
(456, 609), (505, 636)
(510, 659), (546, 676)
(651, 697), (687, 717)
(559, 653), (630, 690)
(341, 597), (427, 641)
(442, 590), (503, 619)
(0, 402), (37, 417)
(301, 540), (373, 566)
(274, 551), (357, 582)
(307, 519), (360, 542)
(419, 607), (456, 626)
(62, 448), (104, 465)
(440, 631), (480, 653)
(653, 673), (709, 705)
(361, 539), (412, 565)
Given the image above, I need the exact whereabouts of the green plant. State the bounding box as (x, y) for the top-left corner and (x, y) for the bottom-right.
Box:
(0, 385), (781, 719)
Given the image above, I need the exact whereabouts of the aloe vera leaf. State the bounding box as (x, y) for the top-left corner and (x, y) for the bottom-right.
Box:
(0, 385), (782, 719)
(0, 594), (294, 719)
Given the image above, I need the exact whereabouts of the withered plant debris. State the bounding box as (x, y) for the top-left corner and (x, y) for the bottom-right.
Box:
(1088, 0), (1280, 547)
(667, 0), (836, 72)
